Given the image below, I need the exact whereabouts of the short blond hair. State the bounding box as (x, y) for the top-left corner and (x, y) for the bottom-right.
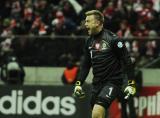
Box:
(85, 10), (104, 24)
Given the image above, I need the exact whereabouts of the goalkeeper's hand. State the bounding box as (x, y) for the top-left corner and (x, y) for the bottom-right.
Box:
(73, 81), (85, 99)
(124, 80), (136, 99)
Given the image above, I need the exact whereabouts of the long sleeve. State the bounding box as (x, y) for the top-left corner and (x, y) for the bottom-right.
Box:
(112, 38), (135, 80)
(77, 41), (91, 85)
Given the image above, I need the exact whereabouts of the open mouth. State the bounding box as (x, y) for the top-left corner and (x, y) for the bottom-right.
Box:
(86, 27), (90, 31)
(84, 27), (90, 33)
(85, 26), (89, 30)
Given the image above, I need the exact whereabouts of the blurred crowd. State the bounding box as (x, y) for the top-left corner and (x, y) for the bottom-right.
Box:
(0, 0), (160, 36)
(0, 0), (160, 67)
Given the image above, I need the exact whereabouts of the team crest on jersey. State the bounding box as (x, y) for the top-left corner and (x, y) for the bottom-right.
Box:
(93, 40), (110, 51)
(101, 40), (110, 50)
(101, 43), (107, 50)
(95, 43), (100, 49)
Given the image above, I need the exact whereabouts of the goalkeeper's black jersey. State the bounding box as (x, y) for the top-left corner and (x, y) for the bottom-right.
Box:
(77, 29), (134, 85)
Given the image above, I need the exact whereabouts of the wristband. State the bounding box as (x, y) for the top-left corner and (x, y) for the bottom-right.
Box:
(75, 81), (81, 86)
(128, 80), (135, 85)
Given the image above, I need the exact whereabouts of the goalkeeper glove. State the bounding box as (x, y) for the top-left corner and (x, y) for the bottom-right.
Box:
(124, 80), (136, 99)
(73, 81), (85, 98)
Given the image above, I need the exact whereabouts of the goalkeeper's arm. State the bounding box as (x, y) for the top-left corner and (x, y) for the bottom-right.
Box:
(112, 38), (136, 99)
(73, 40), (91, 98)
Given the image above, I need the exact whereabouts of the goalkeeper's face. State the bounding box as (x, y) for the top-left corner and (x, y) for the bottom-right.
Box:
(85, 15), (100, 35)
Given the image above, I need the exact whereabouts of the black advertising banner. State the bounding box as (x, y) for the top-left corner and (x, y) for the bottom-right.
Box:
(0, 85), (92, 118)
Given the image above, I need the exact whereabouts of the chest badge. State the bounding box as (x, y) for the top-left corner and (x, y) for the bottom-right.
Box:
(101, 43), (107, 50)
(95, 43), (100, 50)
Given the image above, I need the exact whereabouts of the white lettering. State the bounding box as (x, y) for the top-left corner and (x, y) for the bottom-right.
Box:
(23, 90), (41, 115)
(60, 97), (76, 116)
(138, 97), (147, 116)
(134, 91), (160, 117)
(0, 90), (76, 116)
(17, 90), (23, 114)
(157, 92), (160, 115)
(147, 95), (156, 116)
(42, 96), (60, 115)
(0, 90), (16, 114)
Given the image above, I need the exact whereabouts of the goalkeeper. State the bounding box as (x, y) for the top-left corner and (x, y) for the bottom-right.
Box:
(73, 10), (136, 118)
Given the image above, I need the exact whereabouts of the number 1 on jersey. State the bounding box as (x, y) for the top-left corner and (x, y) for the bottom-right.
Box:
(108, 87), (113, 96)
(90, 50), (93, 58)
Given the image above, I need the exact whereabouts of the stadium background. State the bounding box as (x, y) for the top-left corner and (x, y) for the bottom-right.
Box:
(0, 0), (160, 118)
